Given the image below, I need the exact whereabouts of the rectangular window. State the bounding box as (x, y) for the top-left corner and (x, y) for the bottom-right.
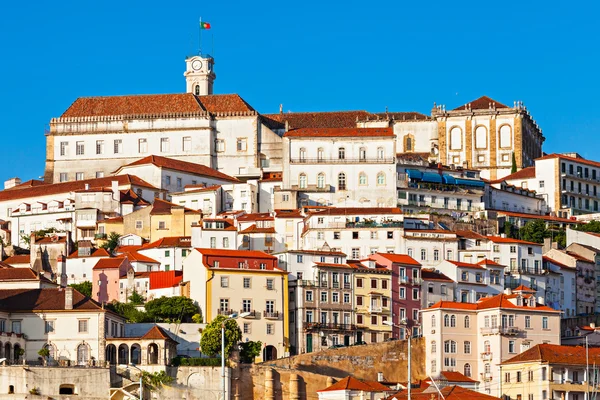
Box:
(216, 139), (225, 152)
(243, 323), (251, 334)
(183, 136), (192, 151)
(356, 278), (363, 288)
(60, 141), (68, 156)
(177, 177), (182, 188)
(158, 221), (166, 229)
(96, 171), (104, 178)
(11, 321), (21, 334)
(306, 291), (313, 302)
(237, 138), (247, 151)
(352, 248), (360, 259)
(242, 299), (252, 313)
(96, 140), (104, 155)
(44, 320), (55, 333)
(135, 220), (143, 229)
(266, 324), (274, 335)
(114, 139), (122, 154)
(243, 277), (251, 289)
(356, 296), (363, 306)
(75, 172), (84, 181)
(59, 173), (68, 182)
(542, 316), (548, 329)
(266, 279), (274, 290)
(138, 138), (147, 153)
(76, 141), (85, 155)
(78, 319), (88, 333)
(161, 138), (170, 152)
(220, 276), (228, 288)
(219, 298), (229, 311)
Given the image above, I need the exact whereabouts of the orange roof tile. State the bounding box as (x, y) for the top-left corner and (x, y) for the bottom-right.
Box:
(543, 256), (575, 270)
(440, 371), (479, 383)
(117, 155), (239, 182)
(238, 224), (276, 234)
(486, 236), (541, 245)
(447, 260), (485, 270)
(141, 325), (178, 342)
(421, 268), (453, 283)
(387, 385), (499, 400)
(497, 166), (537, 182)
(313, 262), (356, 269)
(93, 257), (127, 270)
(140, 237), (192, 249)
(477, 258), (505, 267)
(149, 271), (183, 290)
(0, 268), (48, 281)
(452, 96), (509, 111)
(426, 293), (560, 313)
(262, 110), (373, 130)
(318, 376), (392, 393)
(150, 198), (201, 215)
(196, 248), (277, 259)
(375, 253), (421, 266)
(536, 153), (600, 170)
(3, 255), (30, 265)
(284, 127), (394, 138)
(503, 344), (600, 366)
(120, 251), (159, 264)
(311, 207), (402, 216)
(67, 248), (111, 259)
(0, 288), (107, 312)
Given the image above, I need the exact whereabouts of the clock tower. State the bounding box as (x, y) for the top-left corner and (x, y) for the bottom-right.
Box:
(184, 55), (216, 96)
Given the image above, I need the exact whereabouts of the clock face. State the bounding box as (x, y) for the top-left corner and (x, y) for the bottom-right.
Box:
(191, 60), (202, 70)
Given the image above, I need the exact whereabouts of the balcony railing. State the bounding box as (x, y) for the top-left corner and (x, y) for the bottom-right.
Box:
(298, 280), (318, 287)
(304, 322), (356, 332)
(509, 267), (546, 276)
(368, 305), (383, 313)
(217, 309), (235, 316)
(404, 200), (483, 212)
(263, 311), (280, 319)
(481, 352), (493, 361)
(94, 233), (107, 240)
(290, 157), (395, 165)
(346, 221), (403, 229)
(480, 326), (521, 335)
(240, 310), (259, 318)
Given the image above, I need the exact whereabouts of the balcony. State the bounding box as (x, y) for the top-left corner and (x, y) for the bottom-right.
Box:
(368, 305), (383, 313)
(298, 280), (318, 287)
(332, 282), (340, 289)
(240, 310), (259, 318)
(480, 326), (521, 335)
(345, 221), (403, 229)
(508, 267), (546, 276)
(288, 184), (332, 193)
(217, 309), (235, 316)
(343, 282), (351, 289)
(94, 233), (107, 240)
(290, 157), (395, 165)
(481, 352), (493, 361)
(404, 200), (483, 212)
(263, 311), (280, 320)
(304, 322), (356, 332)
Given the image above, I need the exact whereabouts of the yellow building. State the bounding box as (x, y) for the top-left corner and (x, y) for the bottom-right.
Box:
(354, 259), (392, 344)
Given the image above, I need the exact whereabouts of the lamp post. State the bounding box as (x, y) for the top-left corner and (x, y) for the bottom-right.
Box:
(118, 363), (143, 400)
(221, 312), (250, 400)
(384, 320), (411, 400)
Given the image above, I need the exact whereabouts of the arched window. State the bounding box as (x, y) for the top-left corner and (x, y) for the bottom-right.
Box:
(405, 134), (414, 152)
(377, 172), (386, 185)
(450, 127), (462, 150)
(475, 126), (487, 149)
(299, 173), (307, 189)
(500, 125), (512, 148)
(484, 340), (491, 353)
(194, 85), (200, 95)
(317, 148), (324, 160)
(359, 147), (366, 160)
(299, 148), (306, 161)
(433, 249), (439, 261)
(450, 315), (456, 327)
(464, 341), (471, 354)
(338, 147), (346, 160)
(317, 173), (325, 189)
(447, 249), (453, 260)
(77, 344), (89, 365)
(464, 316), (470, 328)
(431, 341), (437, 354)
(338, 173), (346, 191)
(464, 363), (472, 377)
(359, 173), (367, 185)
(431, 315), (436, 328)
(444, 314), (450, 327)
(377, 147), (385, 159)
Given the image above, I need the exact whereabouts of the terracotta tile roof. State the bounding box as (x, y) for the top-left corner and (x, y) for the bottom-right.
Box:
(238, 224), (276, 234)
(513, 285), (536, 292)
(3, 255), (30, 265)
(318, 376), (392, 393)
(60, 93), (254, 118)
(284, 127), (394, 138)
(313, 262), (356, 269)
(311, 207), (402, 216)
(493, 210), (577, 224)
(115, 245), (143, 253)
(93, 257), (127, 270)
(566, 251), (594, 263)
(374, 253), (421, 266)
(117, 155), (239, 182)
(102, 216), (124, 224)
(536, 153), (600, 169)
(140, 325), (178, 342)
(396, 152), (430, 164)
(120, 251), (159, 264)
(440, 371), (478, 383)
(387, 385), (499, 400)
(284, 249), (347, 257)
(375, 112), (430, 121)
(495, 166), (536, 182)
(236, 212), (273, 222)
(68, 248), (111, 259)
(486, 236), (541, 245)
(421, 268), (453, 282)
(405, 229), (454, 234)
(454, 230), (487, 239)
(570, 243), (600, 254)
(0, 288), (105, 311)
(274, 209), (304, 218)
(149, 271), (183, 290)
(120, 189), (150, 207)
(35, 236), (67, 244)
(503, 344), (600, 366)
(0, 268), (45, 281)
(180, 184), (221, 193)
(427, 293), (560, 312)
(262, 110), (372, 130)
(543, 256), (575, 270)
(447, 260), (485, 270)
(196, 248), (277, 259)
(477, 258), (505, 267)
(452, 96), (510, 111)
(0, 174), (157, 202)
(140, 236), (192, 249)
(4, 179), (47, 191)
(150, 198), (201, 215)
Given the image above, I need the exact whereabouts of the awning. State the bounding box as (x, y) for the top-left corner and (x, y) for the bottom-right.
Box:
(442, 174), (456, 185)
(422, 172), (443, 183)
(405, 169), (423, 180)
(455, 178), (485, 188)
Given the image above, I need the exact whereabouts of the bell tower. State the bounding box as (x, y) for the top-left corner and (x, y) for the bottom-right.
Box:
(184, 55), (216, 95)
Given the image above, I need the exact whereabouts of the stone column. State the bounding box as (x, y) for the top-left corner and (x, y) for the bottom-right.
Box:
(265, 368), (274, 400)
(289, 373), (300, 400)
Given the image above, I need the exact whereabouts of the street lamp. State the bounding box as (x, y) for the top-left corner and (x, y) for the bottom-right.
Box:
(383, 320), (411, 400)
(118, 363), (143, 400)
(221, 312), (250, 400)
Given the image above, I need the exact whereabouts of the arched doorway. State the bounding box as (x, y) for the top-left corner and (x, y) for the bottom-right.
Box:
(44, 344), (55, 364)
(77, 344), (88, 366)
(118, 344), (129, 365)
(12, 344), (21, 362)
(147, 344), (159, 365)
(130, 344), (141, 365)
(263, 345), (277, 361)
(105, 344), (117, 365)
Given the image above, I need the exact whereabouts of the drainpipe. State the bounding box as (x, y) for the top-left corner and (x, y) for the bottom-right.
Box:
(206, 269), (215, 320)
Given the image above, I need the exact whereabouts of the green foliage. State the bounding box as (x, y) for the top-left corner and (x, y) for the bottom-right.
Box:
(575, 220), (600, 233)
(518, 219), (547, 243)
(128, 290), (145, 305)
(504, 221), (516, 239)
(511, 152), (517, 174)
(141, 370), (173, 390)
(192, 313), (203, 324)
(37, 348), (50, 358)
(105, 301), (151, 323)
(144, 296), (198, 323)
(29, 388), (40, 395)
(171, 357), (220, 366)
(69, 281), (92, 298)
(239, 341), (262, 363)
(100, 232), (121, 253)
(200, 315), (242, 357)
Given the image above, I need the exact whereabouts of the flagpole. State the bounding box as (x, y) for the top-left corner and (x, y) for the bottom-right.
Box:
(198, 17), (202, 55)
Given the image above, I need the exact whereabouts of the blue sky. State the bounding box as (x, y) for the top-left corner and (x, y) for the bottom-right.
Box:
(1, 0), (598, 183)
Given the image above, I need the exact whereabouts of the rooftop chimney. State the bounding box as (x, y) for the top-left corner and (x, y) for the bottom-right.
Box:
(84, 183), (90, 190)
(504, 288), (512, 295)
(4, 177), (21, 190)
(65, 286), (74, 310)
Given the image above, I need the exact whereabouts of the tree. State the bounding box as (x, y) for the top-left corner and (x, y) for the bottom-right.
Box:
(200, 315), (242, 357)
(511, 152), (517, 174)
(144, 296), (198, 323)
(575, 220), (600, 233)
(105, 301), (151, 323)
(141, 370), (173, 390)
(100, 232), (121, 253)
(239, 341), (262, 363)
(504, 221), (516, 239)
(518, 219), (548, 244)
(69, 281), (92, 298)
(129, 290), (145, 305)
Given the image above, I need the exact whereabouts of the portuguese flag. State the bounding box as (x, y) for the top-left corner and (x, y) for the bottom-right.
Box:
(200, 21), (211, 29)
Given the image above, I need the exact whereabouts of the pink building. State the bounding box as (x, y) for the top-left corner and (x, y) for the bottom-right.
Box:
(92, 257), (131, 303)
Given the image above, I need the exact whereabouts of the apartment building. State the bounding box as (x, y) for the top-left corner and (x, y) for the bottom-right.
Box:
(182, 248), (288, 361)
(422, 290), (561, 396)
(542, 256), (577, 318)
(501, 344), (600, 400)
(435, 260), (504, 303)
(353, 259), (392, 344)
(136, 236), (193, 271)
(421, 268), (455, 308)
(403, 229), (460, 268)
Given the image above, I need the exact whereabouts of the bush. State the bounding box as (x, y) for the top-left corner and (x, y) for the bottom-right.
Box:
(171, 357), (221, 367)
